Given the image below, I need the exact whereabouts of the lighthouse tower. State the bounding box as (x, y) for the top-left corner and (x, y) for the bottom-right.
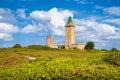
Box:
(65, 16), (75, 49)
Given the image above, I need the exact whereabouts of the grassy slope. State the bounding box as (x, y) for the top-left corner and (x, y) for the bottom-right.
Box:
(0, 48), (120, 79)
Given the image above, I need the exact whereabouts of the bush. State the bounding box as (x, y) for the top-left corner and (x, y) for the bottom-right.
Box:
(12, 44), (22, 48)
(111, 48), (118, 52)
(61, 45), (65, 49)
(28, 45), (50, 49)
(104, 52), (120, 66)
(101, 49), (108, 51)
(28, 45), (58, 50)
(84, 41), (94, 50)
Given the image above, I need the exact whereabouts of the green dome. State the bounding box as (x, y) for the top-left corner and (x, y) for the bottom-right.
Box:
(68, 16), (73, 23)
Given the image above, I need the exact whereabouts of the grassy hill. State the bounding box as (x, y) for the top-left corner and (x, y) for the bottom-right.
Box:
(0, 47), (120, 80)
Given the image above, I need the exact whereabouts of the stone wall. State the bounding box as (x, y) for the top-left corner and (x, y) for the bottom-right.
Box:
(73, 44), (86, 50)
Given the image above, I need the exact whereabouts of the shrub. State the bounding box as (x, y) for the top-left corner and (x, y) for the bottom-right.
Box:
(84, 41), (94, 50)
(28, 45), (58, 50)
(61, 45), (65, 49)
(28, 45), (50, 49)
(111, 48), (118, 52)
(104, 52), (120, 66)
(12, 44), (22, 48)
(101, 49), (107, 51)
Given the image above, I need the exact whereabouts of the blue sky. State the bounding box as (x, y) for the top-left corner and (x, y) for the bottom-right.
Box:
(0, 0), (120, 49)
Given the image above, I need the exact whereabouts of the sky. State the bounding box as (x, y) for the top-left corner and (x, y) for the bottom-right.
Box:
(0, 0), (120, 49)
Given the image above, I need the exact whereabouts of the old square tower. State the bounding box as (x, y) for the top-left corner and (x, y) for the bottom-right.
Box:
(65, 16), (75, 48)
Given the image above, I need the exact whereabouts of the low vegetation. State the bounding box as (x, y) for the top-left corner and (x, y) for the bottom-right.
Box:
(28, 45), (58, 50)
(0, 46), (120, 80)
(104, 52), (120, 66)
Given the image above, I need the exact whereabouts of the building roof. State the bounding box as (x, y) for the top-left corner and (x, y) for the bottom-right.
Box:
(68, 16), (73, 23)
(65, 16), (75, 27)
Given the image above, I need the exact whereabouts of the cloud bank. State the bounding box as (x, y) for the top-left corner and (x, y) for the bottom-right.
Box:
(28, 8), (73, 35)
(104, 7), (120, 16)
(0, 22), (18, 41)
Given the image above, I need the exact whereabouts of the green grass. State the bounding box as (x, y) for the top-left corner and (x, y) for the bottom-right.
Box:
(0, 48), (120, 80)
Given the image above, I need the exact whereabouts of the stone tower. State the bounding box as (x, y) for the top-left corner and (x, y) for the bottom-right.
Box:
(46, 35), (54, 46)
(65, 16), (75, 48)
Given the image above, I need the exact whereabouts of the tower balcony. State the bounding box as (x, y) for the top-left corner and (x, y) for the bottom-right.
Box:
(65, 23), (75, 27)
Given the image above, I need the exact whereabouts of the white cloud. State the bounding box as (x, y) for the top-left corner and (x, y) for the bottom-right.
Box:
(74, 19), (120, 49)
(0, 16), (2, 19)
(0, 22), (18, 41)
(0, 22), (18, 33)
(0, 33), (13, 41)
(94, 23), (116, 35)
(21, 24), (37, 34)
(104, 7), (120, 16)
(0, 8), (18, 41)
(30, 7), (73, 35)
(95, 5), (104, 9)
(0, 8), (6, 14)
(16, 9), (27, 19)
(74, 19), (116, 35)
(103, 18), (120, 25)
(0, 8), (17, 24)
